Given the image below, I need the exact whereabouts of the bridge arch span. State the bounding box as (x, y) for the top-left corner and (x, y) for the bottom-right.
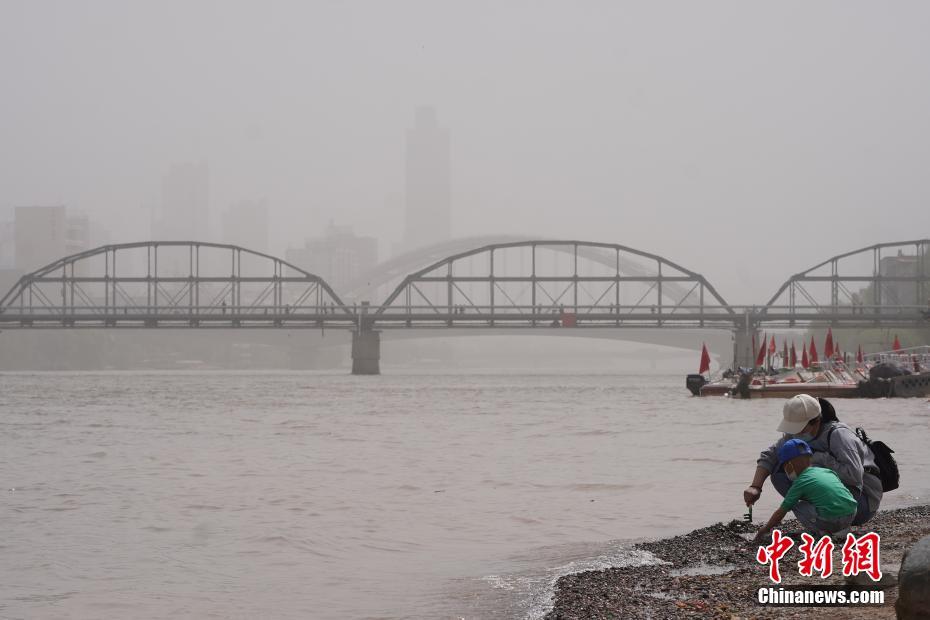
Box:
(0, 241), (350, 326)
(763, 239), (929, 320)
(342, 236), (721, 305)
(374, 240), (733, 326)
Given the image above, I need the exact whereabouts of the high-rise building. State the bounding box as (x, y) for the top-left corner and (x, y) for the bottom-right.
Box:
(13, 206), (90, 272)
(152, 162), (210, 242)
(0, 214), (17, 298)
(149, 163), (210, 276)
(14, 206), (65, 271)
(223, 200), (269, 253)
(879, 250), (922, 306)
(65, 212), (90, 256)
(404, 106), (450, 251)
(0, 217), (14, 269)
(286, 223), (378, 293)
(0, 206), (91, 300)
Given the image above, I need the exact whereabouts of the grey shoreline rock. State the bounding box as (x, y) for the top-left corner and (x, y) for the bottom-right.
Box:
(896, 534), (930, 620)
(546, 504), (930, 620)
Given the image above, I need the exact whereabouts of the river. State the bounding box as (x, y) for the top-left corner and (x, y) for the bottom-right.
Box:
(2, 371), (928, 619)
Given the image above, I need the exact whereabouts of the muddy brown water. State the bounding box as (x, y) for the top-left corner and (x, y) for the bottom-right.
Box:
(2, 371), (928, 619)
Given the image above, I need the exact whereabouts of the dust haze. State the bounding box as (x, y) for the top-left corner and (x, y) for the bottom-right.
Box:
(2, 1), (929, 307)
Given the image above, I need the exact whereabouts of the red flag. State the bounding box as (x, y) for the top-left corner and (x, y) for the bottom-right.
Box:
(790, 342), (797, 367)
(824, 328), (834, 359)
(755, 336), (767, 367)
(782, 340), (789, 367)
(699, 343), (711, 374)
(769, 335), (777, 355)
(810, 336), (819, 364)
(893, 335), (901, 351)
(857, 345), (864, 364)
(801, 345), (810, 369)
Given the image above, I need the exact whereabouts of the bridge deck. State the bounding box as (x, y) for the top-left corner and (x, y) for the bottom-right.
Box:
(1, 309), (926, 329)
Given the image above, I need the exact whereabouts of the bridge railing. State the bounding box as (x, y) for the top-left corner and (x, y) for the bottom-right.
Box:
(374, 304), (734, 314)
(370, 304), (736, 329)
(3, 302), (926, 325)
(0, 304), (351, 315)
(761, 303), (929, 312)
(757, 304), (930, 322)
(0, 304), (359, 327)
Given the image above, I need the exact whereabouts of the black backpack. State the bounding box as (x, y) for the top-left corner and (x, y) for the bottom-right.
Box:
(855, 427), (900, 493)
(824, 422), (900, 493)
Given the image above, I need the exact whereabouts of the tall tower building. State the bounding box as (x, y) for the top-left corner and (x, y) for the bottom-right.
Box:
(1, 210), (17, 269)
(149, 162), (210, 276)
(152, 162), (210, 242)
(404, 106), (450, 251)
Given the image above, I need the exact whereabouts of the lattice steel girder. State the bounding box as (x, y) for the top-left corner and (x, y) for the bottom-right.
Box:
(760, 313), (928, 321)
(20, 277), (332, 284)
(0, 241), (350, 316)
(0, 322), (359, 330)
(376, 240), (733, 316)
(411, 276), (702, 283)
(764, 239), (929, 312)
(372, 312), (733, 320)
(773, 276), (926, 283)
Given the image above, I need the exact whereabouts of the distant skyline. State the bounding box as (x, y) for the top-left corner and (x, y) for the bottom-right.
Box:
(404, 106), (451, 252)
(2, 2), (930, 304)
(152, 162), (210, 242)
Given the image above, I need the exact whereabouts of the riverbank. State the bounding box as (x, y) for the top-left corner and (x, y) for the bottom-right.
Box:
(546, 504), (930, 619)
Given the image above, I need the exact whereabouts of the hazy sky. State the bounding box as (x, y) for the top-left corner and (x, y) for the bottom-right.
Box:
(2, 1), (929, 303)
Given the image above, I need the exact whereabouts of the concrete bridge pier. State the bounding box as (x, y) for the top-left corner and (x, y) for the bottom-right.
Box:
(732, 319), (759, 370)
(352, 329), (381, 375)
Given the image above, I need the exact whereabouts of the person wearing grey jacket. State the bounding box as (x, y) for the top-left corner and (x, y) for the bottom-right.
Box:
(743, 394), (882, 532)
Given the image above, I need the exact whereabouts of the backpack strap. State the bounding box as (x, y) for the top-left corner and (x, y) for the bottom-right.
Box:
(823, 423), (857, 459)
(825, 425), (837, 458)
(823, 423), (865, 498)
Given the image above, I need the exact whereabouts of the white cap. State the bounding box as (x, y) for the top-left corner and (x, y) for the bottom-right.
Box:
(777, 394), (821, 434)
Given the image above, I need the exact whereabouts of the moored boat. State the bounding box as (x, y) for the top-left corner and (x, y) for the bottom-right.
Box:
(686, 370), (735, 396)
(857, 346), (930, 398)
(734, 366), (864, 399)
(686, 344), (930, 399)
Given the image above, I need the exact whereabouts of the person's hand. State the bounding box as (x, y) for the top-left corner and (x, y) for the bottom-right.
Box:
(743, 486), (761, 506)
(752, 528), (768, 545)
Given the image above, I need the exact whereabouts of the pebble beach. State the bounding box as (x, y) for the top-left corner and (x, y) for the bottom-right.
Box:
(546, 504), (930, 619)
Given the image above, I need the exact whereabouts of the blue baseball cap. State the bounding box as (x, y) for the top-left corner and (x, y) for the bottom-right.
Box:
(778, 438), (813, 464)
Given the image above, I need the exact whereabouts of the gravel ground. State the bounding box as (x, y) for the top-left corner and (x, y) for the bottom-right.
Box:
(546, 504), (930, 619)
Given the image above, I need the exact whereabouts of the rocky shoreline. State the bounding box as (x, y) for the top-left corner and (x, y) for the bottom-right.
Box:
(546, 504), (930, 619)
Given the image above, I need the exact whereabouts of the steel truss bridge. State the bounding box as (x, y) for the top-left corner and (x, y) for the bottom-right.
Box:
(1, 239), (927, 373)
(0, 242), (355, 329)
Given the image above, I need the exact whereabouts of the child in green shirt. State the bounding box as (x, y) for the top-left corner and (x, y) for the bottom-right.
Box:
(753, 438), (857, 543)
